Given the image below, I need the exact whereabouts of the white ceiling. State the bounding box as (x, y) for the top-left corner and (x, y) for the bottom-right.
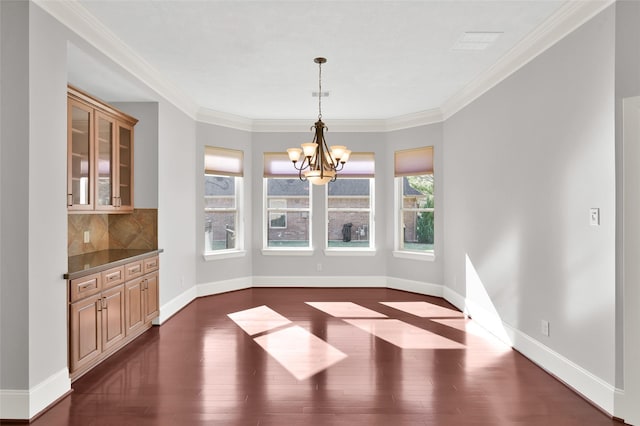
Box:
(55, 1), (608, 124)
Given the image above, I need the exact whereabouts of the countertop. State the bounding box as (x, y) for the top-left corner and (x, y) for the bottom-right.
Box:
(65, 248), (163, 279)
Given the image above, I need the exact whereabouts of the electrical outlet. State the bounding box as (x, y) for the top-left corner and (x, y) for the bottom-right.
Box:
(83, 231), (90, 243)
(317, 263), (322, 272)
(541, 320), (550, 336)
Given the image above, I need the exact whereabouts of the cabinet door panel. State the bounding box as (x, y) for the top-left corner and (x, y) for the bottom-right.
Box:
(95, 112), (117, 210)
(68, 100), (94, 210)
(125, 278), (144, 336)
(102, 285), (125, 351)
(117, 124), (134, 211)
(144, 272), (159, 323)
(70, 294), (101, 373)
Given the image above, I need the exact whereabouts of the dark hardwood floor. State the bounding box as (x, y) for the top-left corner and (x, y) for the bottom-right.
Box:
(4, 288), (622, 425)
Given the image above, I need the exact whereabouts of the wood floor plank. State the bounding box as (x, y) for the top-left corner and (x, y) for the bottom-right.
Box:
(2, 288), (622, 425)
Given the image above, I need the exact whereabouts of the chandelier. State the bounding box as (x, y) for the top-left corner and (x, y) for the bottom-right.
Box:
(287, 57), (351, 185)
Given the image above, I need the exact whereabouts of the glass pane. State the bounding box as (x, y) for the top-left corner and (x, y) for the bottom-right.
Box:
(267, 211), (310, 247)
(97, 117), (113, 206)
(267, 179), (309, 208)
(403, 175), (433, 209)
(205, 211), (237, 251)
(327, 211), (370, 248)
(70, 106), (91, 205)
(328, 179), (370, 208)
(119, 126), (132, 206)
(402, 210), (434, 251)
(205, 176), (236, 208)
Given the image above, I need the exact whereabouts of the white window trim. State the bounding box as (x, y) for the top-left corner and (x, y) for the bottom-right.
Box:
(203, 249), (247, 261)
(325, 178), (375, 252)
(392, 250), (435, 262)
(268, 199), (287, 229)
(263, 178), (313, 251)
(394, 176), (434, 257)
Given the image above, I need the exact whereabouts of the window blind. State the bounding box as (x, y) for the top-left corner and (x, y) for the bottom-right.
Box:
(394, 146), (433, 177)
(204, 146), (243, 177)
(264, 152), (375, 178)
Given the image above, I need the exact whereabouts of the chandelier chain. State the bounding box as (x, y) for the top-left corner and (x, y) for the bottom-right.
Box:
(318, 60), (322, 120)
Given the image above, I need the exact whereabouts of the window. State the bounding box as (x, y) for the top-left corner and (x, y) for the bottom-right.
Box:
(204, 146), (243, 254)
(326, 152), (375, 251)
(263, 153), (312, 250)
(395, 147), (434, 256)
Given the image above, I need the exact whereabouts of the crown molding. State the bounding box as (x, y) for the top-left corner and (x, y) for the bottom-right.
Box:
(440, 0), (616, 120)
(33, 0), (199, 119)
(196, 108), (253, 132)
(385, 108), (444, 131)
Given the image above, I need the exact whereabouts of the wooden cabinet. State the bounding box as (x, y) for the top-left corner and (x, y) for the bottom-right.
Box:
(68, 254), (159, 380)
(67, 85), (137, 213)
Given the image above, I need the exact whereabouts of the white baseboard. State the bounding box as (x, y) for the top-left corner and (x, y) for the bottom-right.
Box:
(252, 275), (387, 288)
(197, 276), (252, 297)
(442, 286), (616, 417)
(0, 389), (29, 420)
(387, 277), (443, 297)
(157, 286), (197, 324)
(0, 368), (70, 420)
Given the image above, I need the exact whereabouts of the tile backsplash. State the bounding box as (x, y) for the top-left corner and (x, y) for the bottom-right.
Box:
(68, 209), (158, 256)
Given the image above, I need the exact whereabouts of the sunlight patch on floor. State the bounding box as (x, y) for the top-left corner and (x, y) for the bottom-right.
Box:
(306, 301), (388, 318)
(254, 325), (348, 380)
(343, 319), (465, 349)
(380, 301), (464, 318)
(227, 305), (291, 335)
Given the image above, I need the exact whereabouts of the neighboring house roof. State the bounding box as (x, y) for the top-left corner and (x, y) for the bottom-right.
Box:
(267, 178), (310, 196)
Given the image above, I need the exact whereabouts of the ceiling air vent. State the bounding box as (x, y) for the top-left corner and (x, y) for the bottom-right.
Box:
(452, 32), (503, 50)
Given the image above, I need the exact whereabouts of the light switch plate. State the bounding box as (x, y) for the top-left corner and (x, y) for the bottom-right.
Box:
(590, 208), (600, 226)
(83, 230), (90, 243)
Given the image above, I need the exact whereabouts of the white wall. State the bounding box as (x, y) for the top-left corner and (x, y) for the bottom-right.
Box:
(386, 124), (444, 286)
(0, 0), (30, 396)
(443, 1), (616, 401)
(112, 102), (159, 209)
(27, 3), (71, 412)
(616, 0), (640, 419)
(196, 122), (253, 286)
(157, 101), (197, 314)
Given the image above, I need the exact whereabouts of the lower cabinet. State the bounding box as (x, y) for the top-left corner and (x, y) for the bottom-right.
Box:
(68, 254), (159, 380)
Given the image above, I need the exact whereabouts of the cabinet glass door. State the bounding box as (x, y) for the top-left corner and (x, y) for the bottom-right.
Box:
(96, 113), (115, 208)
(119, 125), (133, 208)
(68, 101), (92, 209)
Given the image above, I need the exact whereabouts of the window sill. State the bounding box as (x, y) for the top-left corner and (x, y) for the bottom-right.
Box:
(324, 249), (376, 256)
(203, 250), (246, 261)
(261, 248), (314, 256)
(392, 250), (435, 262)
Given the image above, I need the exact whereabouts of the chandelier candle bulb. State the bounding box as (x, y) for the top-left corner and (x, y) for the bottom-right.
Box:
(330, 145), (347, 161)
(302, 143), (317, 158)
(287, 148), (302, 163)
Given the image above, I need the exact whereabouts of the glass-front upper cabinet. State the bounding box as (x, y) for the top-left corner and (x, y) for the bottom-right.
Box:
(96, 112), (115, 209)
(67, 86), (137, 213)
(67, 100), (93, 211)
(118, 124), (133, 210)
